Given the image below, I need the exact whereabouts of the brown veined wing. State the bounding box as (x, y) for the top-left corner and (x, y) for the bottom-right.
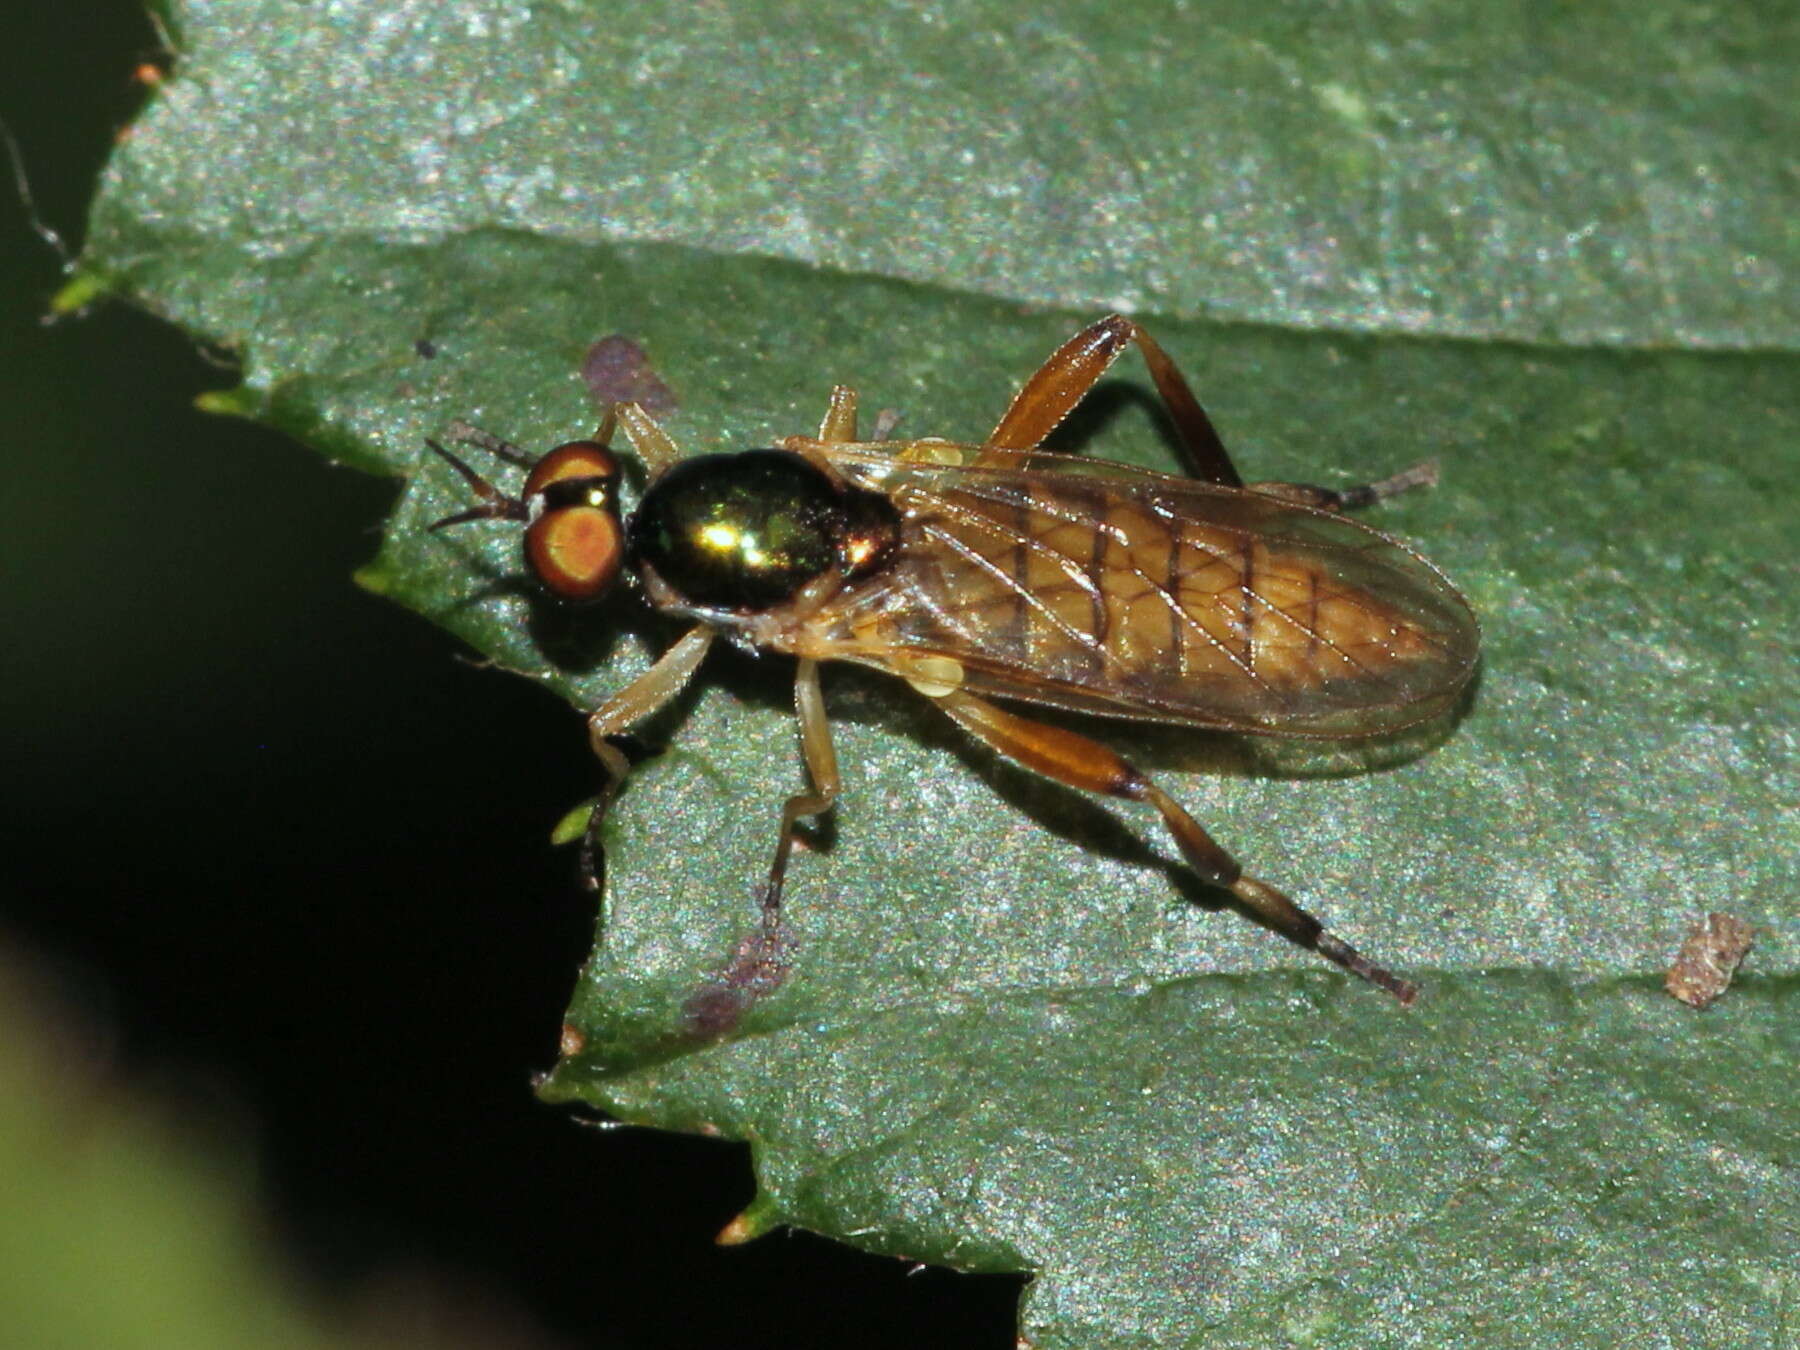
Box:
(806, 444), (1480, 738)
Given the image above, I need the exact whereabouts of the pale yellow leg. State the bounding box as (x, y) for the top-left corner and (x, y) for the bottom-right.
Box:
(579, 625), (716, 888)
(589, 404), (618, 448)
(616, 402), (684, 477)
(759, 659), (841, 921)
(818, 385), (858, 443)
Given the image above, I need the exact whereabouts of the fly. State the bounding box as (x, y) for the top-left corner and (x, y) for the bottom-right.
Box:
(426, 316), (1480, 1005)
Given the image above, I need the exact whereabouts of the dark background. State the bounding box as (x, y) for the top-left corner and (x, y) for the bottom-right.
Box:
(0, 4), (1016, 1345)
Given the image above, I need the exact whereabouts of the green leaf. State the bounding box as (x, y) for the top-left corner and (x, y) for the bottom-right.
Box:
(83, 2), (1797, 1346)
(0, 956), (514, 1350)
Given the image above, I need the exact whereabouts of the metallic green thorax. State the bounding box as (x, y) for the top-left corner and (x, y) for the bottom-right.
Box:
(627, 450), (899, 613)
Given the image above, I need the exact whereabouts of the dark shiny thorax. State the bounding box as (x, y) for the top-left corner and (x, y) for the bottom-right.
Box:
(626, 449), (901, 614)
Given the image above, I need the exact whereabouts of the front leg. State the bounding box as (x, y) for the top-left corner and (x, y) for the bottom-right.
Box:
(614, 402), (685, 478)
(579, 624), (716, 889)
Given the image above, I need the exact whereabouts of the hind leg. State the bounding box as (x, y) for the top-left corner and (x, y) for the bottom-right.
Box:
(980, 314), (1240, 483)
(929, 686), (1418, 1004)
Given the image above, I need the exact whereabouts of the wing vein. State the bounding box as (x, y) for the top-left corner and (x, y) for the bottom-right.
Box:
(917, 520), (1103, 655)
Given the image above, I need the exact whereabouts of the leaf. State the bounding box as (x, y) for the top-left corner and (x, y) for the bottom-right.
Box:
(81, 2), (1798, 1346)
(0, 953), (536, 1350)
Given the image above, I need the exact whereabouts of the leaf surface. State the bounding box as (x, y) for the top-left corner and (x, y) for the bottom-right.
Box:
(82, 2), (1798, 1345)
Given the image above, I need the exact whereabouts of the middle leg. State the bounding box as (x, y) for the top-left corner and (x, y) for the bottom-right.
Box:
(817, 385), (858, 443)
(758, 658), (842, 926)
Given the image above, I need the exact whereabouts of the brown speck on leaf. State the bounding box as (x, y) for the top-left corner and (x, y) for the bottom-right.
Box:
(1664, 912), (1753, 1008)
(680, 918), (791, 1040)
(582, 335), (678, 416)
(558, 1022), (586, 1058)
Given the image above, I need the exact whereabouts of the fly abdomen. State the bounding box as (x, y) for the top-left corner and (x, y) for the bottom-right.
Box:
(1169, 525), (1455, 695)
(836, 457), (1475, 734)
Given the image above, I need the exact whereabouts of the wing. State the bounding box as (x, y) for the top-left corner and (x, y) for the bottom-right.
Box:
(805, 443), (1480, 737)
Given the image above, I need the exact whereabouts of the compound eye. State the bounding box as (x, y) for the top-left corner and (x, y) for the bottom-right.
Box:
(525, 504), (624, 602)
(520, 439), (624, 601)
(524, 440), (619, 497)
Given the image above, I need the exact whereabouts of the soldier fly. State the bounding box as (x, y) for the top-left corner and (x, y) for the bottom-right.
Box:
(427, 316), (1480, 1004)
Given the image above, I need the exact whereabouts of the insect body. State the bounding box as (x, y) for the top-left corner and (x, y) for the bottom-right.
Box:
(428, 316), (1479, 1004)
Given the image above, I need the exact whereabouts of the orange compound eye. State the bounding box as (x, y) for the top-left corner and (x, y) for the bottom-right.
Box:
(524, 440), (619, 496)
(524, 504), (625, 602)
(520, 439), (625, 601)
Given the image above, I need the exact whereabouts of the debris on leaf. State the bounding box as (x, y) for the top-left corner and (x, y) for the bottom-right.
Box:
(582, 335), (678, 416)
(681, 915), (792, 1039)
(1664, 912), (1753, 1008)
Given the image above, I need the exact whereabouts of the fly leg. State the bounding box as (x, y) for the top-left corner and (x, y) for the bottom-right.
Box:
(1248, 459), (1441, 513)
(981, 314), (1241, 484)
(579, 625), (716, 890)
(678, 659), (840, 1039)
(817, 385), (859, 442)
(984, 317), (1445, 513)
(779, 387), (866, 485)
(758, 658), (841, 927)
(929, 685), (1419, 1004)
(613, 402), (684, 477)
